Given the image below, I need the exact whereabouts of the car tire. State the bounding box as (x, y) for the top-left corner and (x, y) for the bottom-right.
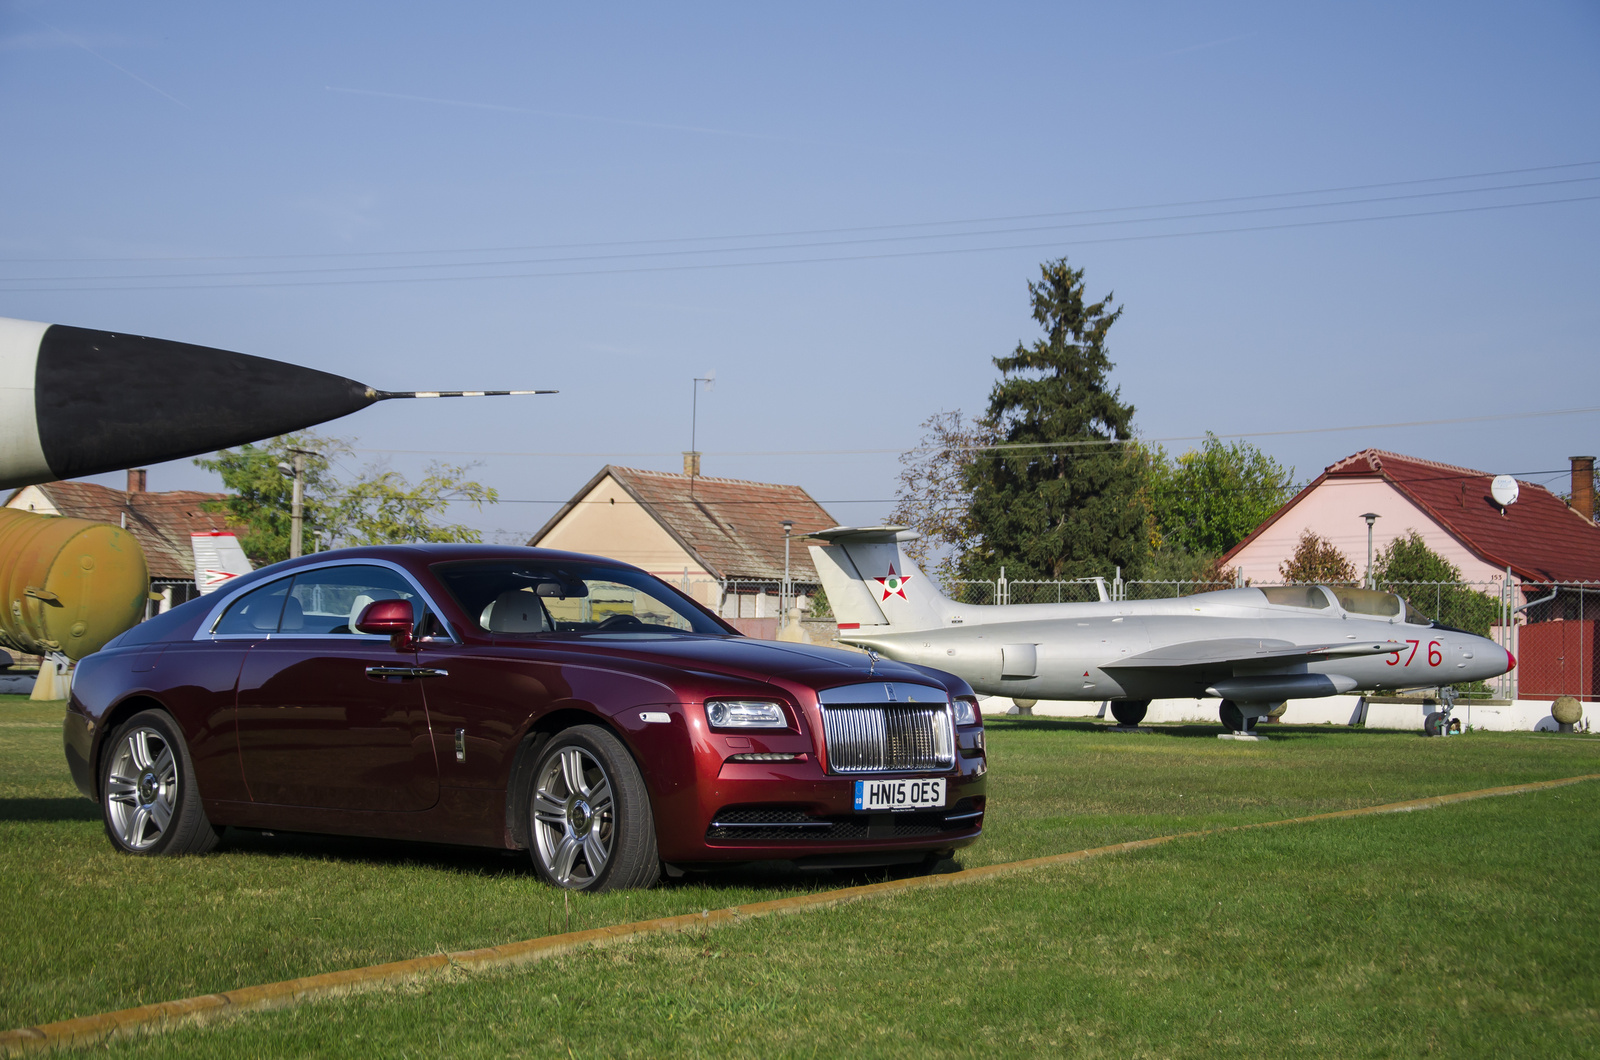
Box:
(527, 725), (659, 892)
(100, 709), (220, 856)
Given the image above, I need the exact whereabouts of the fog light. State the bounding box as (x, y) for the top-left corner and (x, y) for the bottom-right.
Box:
(706, 699), (787, 728)
(727, 752), (800, 762)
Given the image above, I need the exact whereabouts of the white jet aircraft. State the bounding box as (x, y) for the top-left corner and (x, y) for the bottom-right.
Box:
(809, 527), (1515, 733)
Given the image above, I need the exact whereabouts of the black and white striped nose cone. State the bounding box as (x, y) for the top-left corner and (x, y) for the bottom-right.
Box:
(0, 316), (553, 491)
(0, 316), (379, 490)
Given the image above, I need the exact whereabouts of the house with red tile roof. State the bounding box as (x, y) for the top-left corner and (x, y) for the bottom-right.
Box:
(528, 464), (838, 637)
(4, 469), (231, 609)
(1222, 451), (1600, 703)
(1221, 450), (1600, 600)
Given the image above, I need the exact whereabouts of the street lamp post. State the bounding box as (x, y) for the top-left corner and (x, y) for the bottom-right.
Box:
(1361, 512), (1380, 589)
(781, 520), (794, 624)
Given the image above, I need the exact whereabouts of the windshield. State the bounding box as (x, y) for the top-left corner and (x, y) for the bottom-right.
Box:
(1401, 597), (1433, 626)
(1331, 587), (1403, 618)
(431, 560), (730, 637)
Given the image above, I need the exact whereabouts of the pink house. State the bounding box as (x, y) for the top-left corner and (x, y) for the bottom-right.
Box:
(1221, 450), (1600, 596)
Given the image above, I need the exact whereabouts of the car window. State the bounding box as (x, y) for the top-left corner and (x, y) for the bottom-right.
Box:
(212, 577), (291, 635)
(284, 565), (422, 635)
(433, 560), (729, 636)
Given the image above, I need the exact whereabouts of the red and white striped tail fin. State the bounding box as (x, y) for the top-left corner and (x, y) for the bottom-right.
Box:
(191, 531), (252, 594)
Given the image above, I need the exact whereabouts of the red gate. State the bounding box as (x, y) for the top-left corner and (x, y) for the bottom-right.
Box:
(1517, 620), (1600, 701)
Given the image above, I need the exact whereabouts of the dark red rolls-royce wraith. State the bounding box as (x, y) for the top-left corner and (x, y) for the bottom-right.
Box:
(64, 545), (986, 890)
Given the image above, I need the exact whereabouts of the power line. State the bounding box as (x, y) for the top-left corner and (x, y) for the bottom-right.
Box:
(457, 467), (1581, 506)
(348, 404), (1600, 461)
(5, 194), (1598, 293)
(5, 159), (1595, 265)
(8, 175), (1595, 285)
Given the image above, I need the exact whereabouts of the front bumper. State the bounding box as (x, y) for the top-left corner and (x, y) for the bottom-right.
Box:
(654, 759), (987, 863)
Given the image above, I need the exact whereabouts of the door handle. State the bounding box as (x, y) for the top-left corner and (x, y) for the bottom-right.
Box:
(365, 666), (450, 679)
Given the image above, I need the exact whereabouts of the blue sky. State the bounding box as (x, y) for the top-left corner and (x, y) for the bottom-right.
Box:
(2, 1), (1597, 542)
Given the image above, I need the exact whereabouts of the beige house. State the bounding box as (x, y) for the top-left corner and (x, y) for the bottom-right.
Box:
(528, 465), (838, 638)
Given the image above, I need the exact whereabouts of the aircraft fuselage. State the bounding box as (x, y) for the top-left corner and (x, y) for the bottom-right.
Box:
(840, 589), (1510, 703)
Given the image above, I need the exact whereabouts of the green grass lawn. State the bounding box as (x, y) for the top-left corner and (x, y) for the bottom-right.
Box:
(3, 695), (1598, 1057)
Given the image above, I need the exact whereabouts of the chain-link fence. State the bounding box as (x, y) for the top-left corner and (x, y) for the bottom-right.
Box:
(949, 578), (1108, 606)
(717, 579), (828, 617)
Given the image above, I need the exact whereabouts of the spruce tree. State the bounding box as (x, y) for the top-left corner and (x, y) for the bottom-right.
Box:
(961, 258), (1149, 581)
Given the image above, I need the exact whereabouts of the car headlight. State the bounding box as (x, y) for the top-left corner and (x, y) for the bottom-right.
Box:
(705, 699), (788, 729)
(953, 696), (979, 726)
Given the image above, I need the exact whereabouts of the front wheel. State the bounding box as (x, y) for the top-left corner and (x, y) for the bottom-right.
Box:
(101, 709), (219, 856)
(527, 725), (659, 892)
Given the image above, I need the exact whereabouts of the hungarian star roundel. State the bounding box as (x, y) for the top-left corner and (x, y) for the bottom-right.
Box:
(875, 565), (912, 601)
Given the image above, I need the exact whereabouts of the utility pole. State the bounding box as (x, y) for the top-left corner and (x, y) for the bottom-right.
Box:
(280, 448), (321, 558)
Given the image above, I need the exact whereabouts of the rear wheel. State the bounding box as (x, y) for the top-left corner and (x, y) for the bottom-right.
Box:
(101, 709), (219, 856)
(528, 725), (659, 892)
(1110, 700), (1150, 726)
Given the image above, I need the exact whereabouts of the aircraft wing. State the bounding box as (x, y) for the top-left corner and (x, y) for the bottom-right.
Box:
(1105, 637), (1407, 670)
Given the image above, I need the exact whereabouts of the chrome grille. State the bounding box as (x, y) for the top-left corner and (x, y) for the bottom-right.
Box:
(820, 703), (955, 774)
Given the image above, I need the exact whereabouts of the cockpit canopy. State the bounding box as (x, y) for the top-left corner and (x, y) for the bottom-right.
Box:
(1260, 585), (1431, 625)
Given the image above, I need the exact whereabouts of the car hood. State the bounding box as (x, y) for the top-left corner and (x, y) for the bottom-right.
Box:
(546, 633), (950, 691)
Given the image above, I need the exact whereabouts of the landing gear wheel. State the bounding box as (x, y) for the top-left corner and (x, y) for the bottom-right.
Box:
(1423, 711), (1446, 737)
(101, 709), (220, 856)
(1219, 700), (1245, 733)
(528, 725), (659, 892)
(1110, 700), (1150, 726)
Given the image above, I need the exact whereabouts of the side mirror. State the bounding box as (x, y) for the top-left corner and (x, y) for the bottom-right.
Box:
(355, 599), (415, 650)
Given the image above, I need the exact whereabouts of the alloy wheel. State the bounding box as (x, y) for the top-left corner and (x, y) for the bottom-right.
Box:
(105, 726), (178, 851)
(531, 746), (615, 888)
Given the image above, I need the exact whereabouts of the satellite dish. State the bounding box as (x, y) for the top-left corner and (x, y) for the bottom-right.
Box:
(1490, 475), (1519, 508)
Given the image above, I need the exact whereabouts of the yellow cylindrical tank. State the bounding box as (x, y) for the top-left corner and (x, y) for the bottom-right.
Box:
(0, 508), (149, 661)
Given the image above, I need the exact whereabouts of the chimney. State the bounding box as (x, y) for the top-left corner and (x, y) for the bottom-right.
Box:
(682, 451), (701, 478)
(1572, 456), (1596, 523)
(127, 468), (147, 493)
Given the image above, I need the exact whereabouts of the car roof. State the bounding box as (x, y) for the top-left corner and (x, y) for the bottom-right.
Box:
(238, 543), (646, 582)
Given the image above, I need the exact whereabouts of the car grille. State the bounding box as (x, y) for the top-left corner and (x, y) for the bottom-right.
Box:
(706, 800), (981, 842)
(820, 703), (955, 774)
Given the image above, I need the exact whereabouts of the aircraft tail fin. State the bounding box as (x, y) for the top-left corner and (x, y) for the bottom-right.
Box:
(192, 531), (253, 595)
(807, 526), (951, 633)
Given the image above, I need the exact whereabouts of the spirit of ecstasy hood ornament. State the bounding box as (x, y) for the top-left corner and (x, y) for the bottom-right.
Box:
(866, 649), (879, 677)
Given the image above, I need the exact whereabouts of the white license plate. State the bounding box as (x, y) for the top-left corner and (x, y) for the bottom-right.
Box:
(853, 778), (946, 811)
